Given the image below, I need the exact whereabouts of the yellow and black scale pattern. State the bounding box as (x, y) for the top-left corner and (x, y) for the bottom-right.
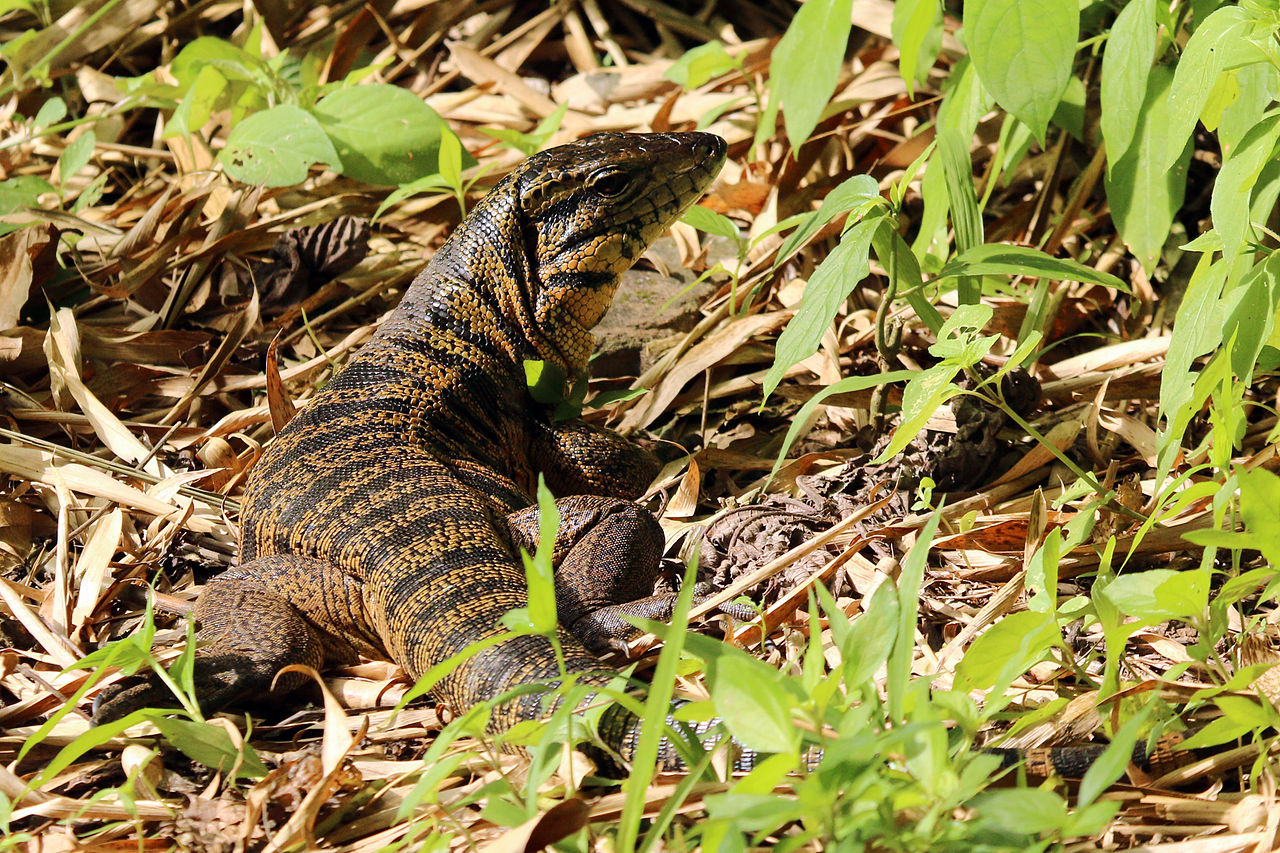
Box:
(95, 132), (739, 769)
(94, 130), (1202, 781)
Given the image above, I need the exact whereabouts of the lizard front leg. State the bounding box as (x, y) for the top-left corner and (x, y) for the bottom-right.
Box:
(93, 554), (378, 723)
(505, 495), (738, 656)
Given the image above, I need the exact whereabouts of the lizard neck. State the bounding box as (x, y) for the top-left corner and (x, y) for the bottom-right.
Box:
(388, 176), (594, 375)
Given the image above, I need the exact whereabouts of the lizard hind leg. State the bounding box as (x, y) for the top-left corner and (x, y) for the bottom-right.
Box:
(92, 554), (376, 724)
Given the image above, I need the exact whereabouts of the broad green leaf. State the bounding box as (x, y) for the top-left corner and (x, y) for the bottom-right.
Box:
(56, 130), (95, 181)
(32, 96), (66, 130)
(762, 216), (880, 401)
(1105, 65), (1192, 273)
(839, 580), (899, 687)
(151, 716), (269, 778)
(163, 64), (228, 140)
(885, 361), (962, 466)
(971, 789), (1070, 836)
(170, 36), (260, 88)
(0, 175), (54, 215)
(1100, 0), (1157, 167)
(1098, 568), (1209, 623)
(1051, 76), (1086, 140)
(709, 652), (799, 755)
(1158, 254), (1227, 443)
(772, 0), (853, 150)
(772, 173), (879, 271)
(963, 0), (1077, 141)
(681, 205), (741, 241)
(1237, 467), (1280, 567)
(954, 610), (1058, 694)
(1213, 114), (1280, 260)
(218, 104), (340, 187)
(1220, 63), (1274, 157)
(665, 41), (738, 89)
(438, 125), (462, 191)
(314, 85), (466, 186)
(937, 243), (1127, 289)
(892, 0), (943, 96)
(1164, 5), (1251, 170)
(1221, 251), (1280, 383)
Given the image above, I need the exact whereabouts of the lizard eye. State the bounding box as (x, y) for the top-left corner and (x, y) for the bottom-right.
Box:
(589, 169), (630, 198)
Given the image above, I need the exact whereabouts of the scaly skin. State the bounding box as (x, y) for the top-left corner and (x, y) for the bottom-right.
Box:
(94, 132), (730, 768)
(93, 131), (1195, 781)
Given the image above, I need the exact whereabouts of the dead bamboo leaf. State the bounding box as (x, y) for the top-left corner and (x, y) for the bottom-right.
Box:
(265, 332), (298, 432)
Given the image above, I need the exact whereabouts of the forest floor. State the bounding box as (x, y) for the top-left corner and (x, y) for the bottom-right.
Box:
(1, 1), (1277, 851)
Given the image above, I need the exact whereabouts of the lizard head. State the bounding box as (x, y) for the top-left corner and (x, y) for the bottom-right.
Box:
(514, 131), (727, 369)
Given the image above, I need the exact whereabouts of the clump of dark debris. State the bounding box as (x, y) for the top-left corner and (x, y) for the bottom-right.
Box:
(699, 368), (1042, 607)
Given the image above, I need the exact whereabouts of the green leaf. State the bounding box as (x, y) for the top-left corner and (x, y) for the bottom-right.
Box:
(1076, 704), (1153, 807)
(708, 651), (799, 755)
(873, 219), (944, 332)
(1052, 75), (1086, 140)
(56, 130), (95, 182)
(892, 0), (944, 96)
(1158, 254), (1227, 446)
(766, 369), (917, 485)
(937, 243), (1128, 290)
(1104, 65), (1192, 273)
(1100, 0), (1157, 167)
(314, 85), (465, 186)
(1212, 113), (1280, 260)
(1220, 63), (1274, 157)
(954, 610), (1058, 694)
(170, 37), (260, 89)
(665, 41), (738, 89)
(32, 96), (66, 130)
(479, 104), (568, 156)
(772, 0), (853, 150)
(1221, 251), (1280, 383)
(150, 716), (269, 778)
(1164, 5), (1252, 170)
(1237, 468), (1280, 566)
(872, 364), (964, 464)
(372, 172), (452, 222)
(970, 788), (1071, 836)
(773, 173), (880, 271)
(937, 128), (982, 253)
(680, 205), (741, 241)
(762, 216), (880, 401)
(0, 175), (54, 215)
(218, 104), (340, 187)
(839, 580), (899, 687)
(521, 475), (560, 635)
(963, 0), (1078, 141)
(1098, 568), (1209, 623)
(163, 65), (228, 140)
(523, 359), (571, 407)
(887, 508), (942, 723)
(438, 125), (462, 191)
